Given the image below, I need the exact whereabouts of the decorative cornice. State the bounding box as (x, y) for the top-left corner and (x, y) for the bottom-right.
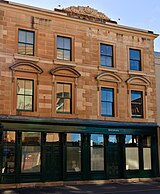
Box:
(62, 6), (114, 24)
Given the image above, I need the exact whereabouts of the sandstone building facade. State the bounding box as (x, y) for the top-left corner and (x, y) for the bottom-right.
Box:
(0, 0), (159, 183)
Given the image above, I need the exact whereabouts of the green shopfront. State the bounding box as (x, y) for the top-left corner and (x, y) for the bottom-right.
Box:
(0, 116), (159, 184)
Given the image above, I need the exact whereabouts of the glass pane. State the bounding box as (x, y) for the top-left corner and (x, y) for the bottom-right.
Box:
(142, 136), (151, 147)
(106, 45), (112, 56)
(18, 43), (26, 55)
(106, 102), (113, 116)
(17, 79), (25, 94)
(63, 99), (70, 112)
(101, 101), (107, 115)
(91, 147), (104, 171)
(126, 147), (139, 170)
(130, 60), (140, 71)
(57, 36), (63, 48)
(67, 147), (81, 172)
(3, 131), (15, 143)
(2, 145), (15, 174)
(91, 134), (103, 145)
(109, 135), (117, 144)
(67, 133), (81, 142)
(26, 45), (33, 55)
(106, 57), (112, 67)
(22, 132), (41, 144)
(18, 30), (26, 42)
(64, 38), (71, 49)
(25, 80), (33, 95)
(100, 56), (106, 66)
(131, 91), (142, 102)
(26, 32), (34, 44)
(57, 49), (64, 59)
(57, 83), (63, 97)
(143, 148), (151, 170)
(64, 50), (71, 60)
(24, 96), (32, 110)
(130, 49), (140, 60)
(125, 135), (138, 146)
(56, 98), (64, 112)
(101, 88), (113, 102)
(46, 133), (59, 142)
(17, 95), (25, 110)
(21, 146), (41, 173)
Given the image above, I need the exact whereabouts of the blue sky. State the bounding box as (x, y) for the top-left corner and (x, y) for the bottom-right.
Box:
(12, 0), (160, 51)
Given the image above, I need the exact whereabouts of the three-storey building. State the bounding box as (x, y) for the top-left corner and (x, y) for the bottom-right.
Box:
(0, 0), (158, 183)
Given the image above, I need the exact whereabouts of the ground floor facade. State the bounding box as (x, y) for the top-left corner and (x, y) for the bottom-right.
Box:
(0, 116), (159, 184)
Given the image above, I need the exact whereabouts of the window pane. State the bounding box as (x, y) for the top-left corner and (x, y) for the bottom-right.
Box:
(91, 134), (104, 171)
(63, 99), (70, 112)
(109, 135), (117, 144)
(130, 49), (141, 71)
(26, 45), (34, 56)
(18, 30), (26, 42)
(25, 80), (33, 95)
(131, 91), (143, 117)
(106, 57), (112, 67)
(130, 60), (140, 71)
(21, 146), (41, 173)
(64, 50), (71, 60)
(130, 49), (140, 60)
(57, 49), (64, 60)
(101, 101), (107, 115)
(64, 38), (71, 49)
(125, 135), (139, 146)
(2, 145), (15, 174)
(17, 79), (25, 94)
(3, 131), (15, 143)
(18, 43), (26, 55)
(142, 136), (151, 147)
(57, 36), (63, 48)
(17, 95), (25, 110)
(24, 96), (32, 110)
(67, 133), (81, 172)
(126, 147), (139, 170)
(143, 148), (151, 170)
(22, 132), (41, 144)
(26, 32), (34, 44)
(46, 133), (59, 142)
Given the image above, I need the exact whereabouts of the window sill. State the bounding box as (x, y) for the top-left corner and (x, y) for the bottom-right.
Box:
(54, 59), (77, 67)
(14, 53), (40, 62)
(128, 70), (146, 76)
(98, 66), (118, 72)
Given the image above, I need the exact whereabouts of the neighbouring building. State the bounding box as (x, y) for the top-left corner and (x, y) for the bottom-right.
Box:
(0, 0), (159, 184)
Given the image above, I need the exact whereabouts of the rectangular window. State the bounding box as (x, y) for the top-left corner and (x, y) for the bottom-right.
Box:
(17, 79), (34, 112)
(125, 135), (139, 170)
(2, 131), (16, 174)
(18, 29), (34, 56)
(57, 36), (72, 61)
(130, 49), (141, 71)
(100, 44), (113, 67)
(66, 133), (81, 172)
(90, 134), (104, 171)
(142, 136), (151, 170)
(21, 132), (41, 173)
(131, 91), (143, 118)
(101, 88), (114, 117)
(56, 83), (72, 114)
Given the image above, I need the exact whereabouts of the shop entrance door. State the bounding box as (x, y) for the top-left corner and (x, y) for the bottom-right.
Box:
(107, 135), (122, 179)
(45, 133), (62, 181)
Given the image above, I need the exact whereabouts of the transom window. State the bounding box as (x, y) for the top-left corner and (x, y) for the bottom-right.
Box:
(17, 79), (34, 111)
(18, 29), (34, 56)
(100, 44), (113, 67)
(57, 36), (72, 61)
(131, 90), (143, 118)
(56, 83), (72, 114)
(130, 49), (141, 71)
(101, 88), (114, 117)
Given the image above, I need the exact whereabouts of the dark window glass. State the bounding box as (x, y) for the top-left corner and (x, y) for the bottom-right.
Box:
(2, 131), (16, 174)
(56, 83), (72, 114)
(21, 132), (41, 173)
(101, 88), (114, 117)
(66, 133), (81, 172)
(17, 79), (34, 111)
(18, 29), (34, 56)
(100, 44), (113, 67)
(130, 49), (141, 71)
(57, 36), (72, 61)
(131, 91), (143, 118)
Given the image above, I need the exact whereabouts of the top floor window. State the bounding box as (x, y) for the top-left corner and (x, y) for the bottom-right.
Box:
(100, 44), (113, 67)
(130, 49), (141, 71)
(57, 36), (72, 61)
(18, 29), (34, 56)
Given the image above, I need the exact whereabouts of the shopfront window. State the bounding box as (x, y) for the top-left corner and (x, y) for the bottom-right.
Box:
(21, 132), (41, 173)
(66, 133), (81, 172)
(142, 136), (151, 170)
(46, 133), (60, 142)
(125, 135), (139, 170)
(2, 131), (16, 174)
(90, 134), (104, 171)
